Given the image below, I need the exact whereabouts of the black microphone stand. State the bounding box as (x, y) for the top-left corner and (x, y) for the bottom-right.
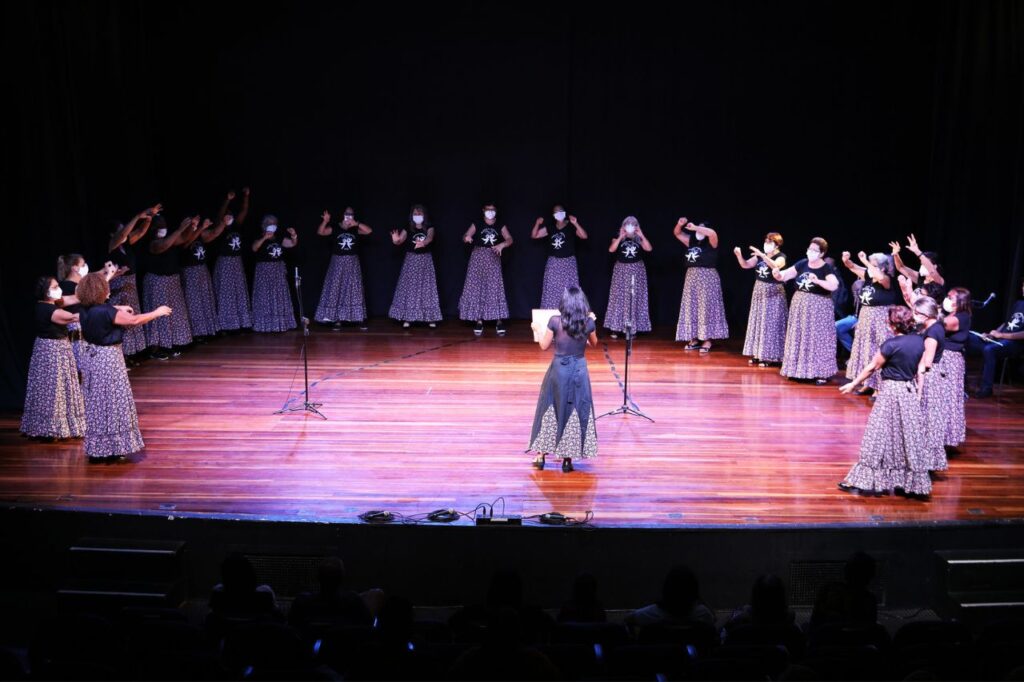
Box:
(599, 273), (654, 422)
(275, 267), (326, 419)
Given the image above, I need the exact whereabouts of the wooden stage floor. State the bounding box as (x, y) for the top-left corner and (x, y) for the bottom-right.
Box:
(2, 322), (1023, 529)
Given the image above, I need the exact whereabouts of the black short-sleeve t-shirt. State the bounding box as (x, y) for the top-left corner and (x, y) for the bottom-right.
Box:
(257, 239), (287, 263)
(220, 231), (245, 257)
(547, 226), (576, 258)
(998, 300), (1024, 334)
(880, 334), (925, 381)
(922, 321), (946, 365)
(80, 303), (124, 346)
(944, 312), (971, 353)
(473, 224), (503, 249)
(548, 315), (596, 357)
(683, 236), (718, 268)
(35, 302), (67, 339)
(858, 281), (901, 307)
(792, 259), (837, 297)
(330, 227), (360, 256)
(616, 237), (645, 264)
(754, 254), (785, 282)
(405, 226), (433, 254)
(182, 240), (210, 267)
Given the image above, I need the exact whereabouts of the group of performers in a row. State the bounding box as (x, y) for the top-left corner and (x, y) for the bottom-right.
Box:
(18, 193), (1024, 497)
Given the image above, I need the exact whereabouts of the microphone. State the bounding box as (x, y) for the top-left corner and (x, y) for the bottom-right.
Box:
(294, 267), (301, 287)
(982, 292), (996, 308)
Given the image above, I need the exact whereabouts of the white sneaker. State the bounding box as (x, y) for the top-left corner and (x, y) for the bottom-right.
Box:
(402, 322), (410, 328)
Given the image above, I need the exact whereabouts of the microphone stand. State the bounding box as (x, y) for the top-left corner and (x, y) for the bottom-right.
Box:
(275, 267), (326, 419)
(599, 273), (654, 422)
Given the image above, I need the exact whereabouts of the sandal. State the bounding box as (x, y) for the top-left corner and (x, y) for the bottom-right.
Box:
(684, 341), (701, 351)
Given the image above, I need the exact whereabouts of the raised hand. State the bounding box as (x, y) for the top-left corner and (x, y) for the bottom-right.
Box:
(676, 217), (688, 229)
(568, 215), (579, 226)
(390, 229), (401, 243)
(534, 217), (545, 228)
(888, 240), (901, 255)
(227, 190), (236, 201)
(286, 227), (297, 239)
(321, 210), (331, 223)
(201, 218), (213, 230)
(857, 250), (868, 263)
(242, 187), (250, 196)
(177, 217), (192, 230)
(190, 216), (201, 229)
(842, 251), (852, 262)
(733, 246), (742, 256)
(906, 233), (922, 256)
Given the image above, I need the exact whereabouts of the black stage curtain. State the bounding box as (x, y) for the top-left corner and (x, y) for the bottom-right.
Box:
(2, 1), (1022, 408)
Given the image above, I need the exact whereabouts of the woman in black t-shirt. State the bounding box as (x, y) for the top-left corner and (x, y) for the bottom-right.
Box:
(213, 188), (253, 332)
(315, 207), (372, 330)
(144, 215), (196, 358)
(251, 215), (299, 333)
(76, 273), (171, 460)
(839, 306), (931, 497)
(528, 286), (599, 473)
(773, 237), (841, 384)
(604, 216), (653, 338)
(674, 217), (730, 353)
(735, 231), (788, 366)
(20, 276), (86, 440)
(107, 205), (158, 359)
(938, 287), (972, 448)
(180, 217), (222, 339)
(57, 252), (89, 365)
(459, 203), (513, 336)
(532, 204), (589, 309)
(389, 204), (442, 327)
(912, 296), (949, 472)
(842, 251), (900, 394)
(891, 234), (946, 303)
(975, 277), (1024, 397)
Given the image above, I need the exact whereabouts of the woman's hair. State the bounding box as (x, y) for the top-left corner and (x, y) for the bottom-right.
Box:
(408, 204), (429, 229)
(75, 272), (110, 307)
(658, 565), (700, 616)
(764, 232), (783, 247)
(888, 305), (917, 335)
(948, 287), (972, 315)
(621, 215), (639, 229)
(913, 296), (940, 321)
(869, 253), (895, 278)
(559, 286), (592, 340)
(750, 574), (788, 623)
(261, 214), (278, 229)
(34, 276), (56, 301)
(810, 237), (829, 256)
(57, 253), (84, 281)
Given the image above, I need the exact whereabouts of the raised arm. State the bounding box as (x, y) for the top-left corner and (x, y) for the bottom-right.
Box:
(50, 308), (77, 326)
(109, 210), (144, 253)
(610, 226), (626, 253)
(841, 251), (867, 278)
(857, 251), (891, 288)
(673, 217), (691, 246)
(749, 245), (785, 269)
(693, 223), (718, 248)
(201, 215), (229, 244)
(906, 234), (944, 286)
(734, 246), (757, 269)
(569, 215), (588, 240)
(317, 211), (333, 237)
(151, 216), (195, 254)
(773, 264), (798, 282)
(889, 241), (917, 282)
(181, 218), (211, 248)
(115, 305), (172, 327)
(531, 217), (548, 239)
(283, 227), (299, 249)
(236, 187), (251, 225)
(897, 275), (918, 307)
(390, 228), (407, 246)
(217, 191), (235, 223)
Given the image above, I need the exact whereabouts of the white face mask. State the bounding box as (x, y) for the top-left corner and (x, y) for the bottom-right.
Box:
(553, 211), (566, 222)
(694, 231), (706, 241)
(942, 298), (954, 314)
(412, 215), (424, 225)
(77, 264), (89, 277)
(624, 224), (637, 235)
(807, 250), (820, 261)
(484, 210), (496, 220)
(343, 214), (355, 224)
(763, 242), (775, 253)
(919, 266), (928, 277)
(265, 224), (278, 234)
(48, 287), (62, 300)
(225, 215), (235, 226)
(156, 228), (168, 239)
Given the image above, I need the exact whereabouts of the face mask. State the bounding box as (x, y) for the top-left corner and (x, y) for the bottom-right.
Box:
(763, 242), (775, 253)
(156, 229), (168, 239)
(77, 265), (89, 277)
(554, 211), (566, 222)
(942, 298), (954, 314)
(225, 215), (235, 226)
(913, 313), (927, 324)
(807, 250), (820, 261)
(265, 224), (278, 234)
(412, 215), (424, 225)
(48, 287), (62, 300)
(343, 214), (355, 224)
(694, 230), (706, 241)
(624, 224), (637, 235)
(919, 266), (928, 277)
(484, 210), (496, 220)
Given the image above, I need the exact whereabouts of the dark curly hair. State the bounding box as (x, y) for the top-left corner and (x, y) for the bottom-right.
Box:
(887, 305), (916, 335)
(75, 273), (110, 307)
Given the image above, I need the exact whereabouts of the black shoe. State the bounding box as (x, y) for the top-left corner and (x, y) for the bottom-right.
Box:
(474, 321), (484, 336)
(532, 454), (545, 470)
(496, 320), (506, 336)
(152, 349), (170, 361)
(561, 458), (574, 473)
(837, 481), (854, 491)
(358, 322), (368, 331)
(332, 322), (343, 331)
(975, 387), (993, 398)
(814, 378), (829, 386)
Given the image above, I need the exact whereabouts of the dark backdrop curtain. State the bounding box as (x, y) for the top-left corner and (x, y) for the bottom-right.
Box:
(2, 0), (1022, 408)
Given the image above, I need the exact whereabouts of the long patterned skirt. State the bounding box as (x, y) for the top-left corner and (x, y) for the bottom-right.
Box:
(846, 306), (895, 391)
(937, 351), (966, 448)
(604, 261), (652, 333)
(20, 337), (86, 439)
(841, 378), (931, 496)
(316, 254), (367, 323)
(675, 267), (730, 341)
(213, 256), (252, 331)
(80, 342), (144, 459)
(540, 257), (580, 309)
(181, 265), (218, 337)
(920, 369), (949, 471)
(780, 292), (838, 380)
(527, 354), (598, 460)
(142, 273), (193, 349)
(109, 273), (148, 355)
(742, 280), (788, 362)
(389, 252), (442, 322)
(252, 261), (297, 333)
(458, 247), (509, 322)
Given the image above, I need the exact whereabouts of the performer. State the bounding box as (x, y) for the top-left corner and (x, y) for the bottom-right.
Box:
(251, 216), (299, 333)
(891, 234), (945, 302)
(459, 203), (512, 336)
(213, 189), (253, 332)
(605, 216), (652, 339)
(107, 204), (158, 360)
(76, 272), (172, 460)
(773, 238), (840, 384)
(912, 295), (949, 471)
(938, 287), (972, 448)
(20, 276), (85, 440)
(734, 232), (787, 366)
(56, 252), (88, 364)
(838, 305), (931, 497)
(315, 208), (371, 330)
(143, 216), (195, 358)
(674, 217), (729, 353)
(973, 277), (1024, 398)
(389, 205), (442, 328)
(533, 205), (588, 309)
(527, 286), (599, 473)
(180, 217), (222, 340)
(842, 251), (900, 394)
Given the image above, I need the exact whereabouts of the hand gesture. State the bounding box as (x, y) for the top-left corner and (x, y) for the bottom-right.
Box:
(491, 244), (505, 256)
(733, 246), (742, 256)
(156, 305), (173, 317)
(190, 215), (201, 229)
(588, 311), (597, 320)
(534, 217), (544, 228)
(463, 232), (473, 244)
(838, 382), (858, 395)
(568, 214), (579, 226)
(888, 240), (901, 255)
(177, 217), (192, 230)
(990, 330), (1004, 340)
(286, 227), (297, 239)
(857, 250), (868, 264)
(906, 233), (922, 256)
(201, 218), (213, 230)
(227, 190), (236, 201)
(144, 203), (163, 217)
(390, 229), (401, 244)
(321, 210), (331, 223)
(530, 321), (539, 332)
(841, 250), (852, 262)
(676, 217), (688, 228)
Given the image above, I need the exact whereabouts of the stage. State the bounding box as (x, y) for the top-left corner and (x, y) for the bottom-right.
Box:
(2, 322), (1022, 528)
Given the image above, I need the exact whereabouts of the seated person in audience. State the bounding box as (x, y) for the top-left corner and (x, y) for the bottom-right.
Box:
(810, 551), (878, 628)
(972, 277), (1024, 398)
(448, 606), (560, 681)
(288, 557), (373, 632)
(625, 565), (715, 629)
(207, 553), (282, 625)
(557, 573), (607, 623)
(723, 573), (796, 634)
(449, 569), (553, 643)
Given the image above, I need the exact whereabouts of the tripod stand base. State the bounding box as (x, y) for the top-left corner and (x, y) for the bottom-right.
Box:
(274, 402), (327, 420)
(597, 405), (654, 422)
